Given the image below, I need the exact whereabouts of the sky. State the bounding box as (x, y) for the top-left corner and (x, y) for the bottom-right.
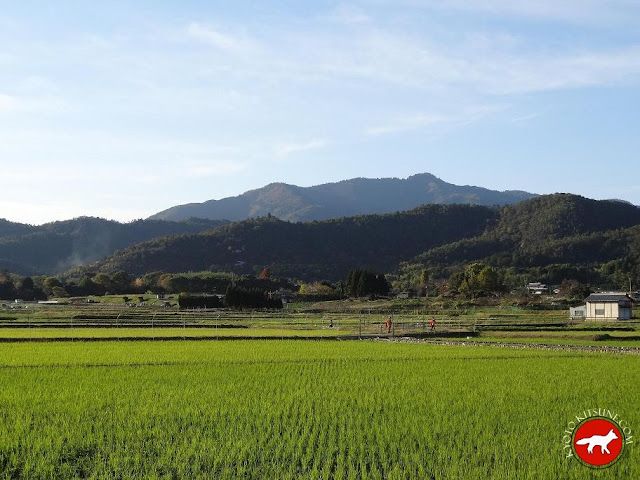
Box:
(1, 1), (640, 225)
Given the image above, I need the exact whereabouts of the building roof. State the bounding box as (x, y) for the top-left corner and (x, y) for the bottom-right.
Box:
(585, 293), (632, 303)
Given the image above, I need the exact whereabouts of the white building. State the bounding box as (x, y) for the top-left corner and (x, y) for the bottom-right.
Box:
(585, 293), (633, 320)
(527, 282), (548, 295)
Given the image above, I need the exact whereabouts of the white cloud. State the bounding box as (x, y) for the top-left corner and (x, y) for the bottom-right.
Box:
(182, 161), (249, 178)
(366, 113), (450, 136)
(366, 105), (506, 136)
(392, 0), (640, 24)
(274, 139), (328, 157)
(323, 4), (371, 24)
(0, 92), (69, 113)
(509, 112), (543, 125)
(477, 46), (640, 94)
(321, 30), (640, 95)
(0, 94), (17, 111)
(192, 22), (639, 97)
(19, 75), (57, 92)
(186, 22), (251, 52)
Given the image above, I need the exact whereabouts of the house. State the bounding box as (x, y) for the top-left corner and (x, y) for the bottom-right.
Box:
(527, 282), (548, 295)
(269, 289), (294, 304)
(585, 293), (633, 320)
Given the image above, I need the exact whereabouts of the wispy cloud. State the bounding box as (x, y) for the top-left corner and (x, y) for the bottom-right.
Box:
(0, 92), (69, 113)
(182, 161), (248, 178)
(275, 138), (328, 157)
(366, 105), (506, 136)
(2, 2), (640, 222)
(179, 22), (640, 97)
(186, 22), (252, 53)
(366, 113), (450, 136)
(509, 112), (543, 125)
(0, 93), (16, 111)
(322, 4), (371, 24)
(394, 0), (640, 24)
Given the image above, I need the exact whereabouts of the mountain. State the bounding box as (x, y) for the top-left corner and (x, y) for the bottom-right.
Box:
(69, 194), (640, 290)
(90, 204), (499, 280)
(398, 194), (640, 288)
(0, 219), (37, 237)
(149, 173), (536, 222)
(0, 217), (227, 276)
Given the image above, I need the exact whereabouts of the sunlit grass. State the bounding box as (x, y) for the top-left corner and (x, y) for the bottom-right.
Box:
(0, 341), (638, 478)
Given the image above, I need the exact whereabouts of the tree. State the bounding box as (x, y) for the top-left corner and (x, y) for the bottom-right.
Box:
(0, 275), (16, 300)
(477, 266), (499, 294)
(78, 275), (100, 296)
(92, 273), (113, 294)
(17, 277), (34, 292)
(346, 268), (389, 297)
(16, 277), (35, 300)
(419, 269), (429, 287)
(456, 262), (489, 298)
(111, 271), (131, 293)
(51, 286), (69, 298)
(43, 276), (63, 296)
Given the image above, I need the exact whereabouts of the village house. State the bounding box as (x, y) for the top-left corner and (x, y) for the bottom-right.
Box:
(583, 293), (634, 320)
(526, 282), (548, 295)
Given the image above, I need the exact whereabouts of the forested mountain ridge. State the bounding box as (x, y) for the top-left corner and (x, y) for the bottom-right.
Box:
(399, 194), (640, 289)
(92, 204), (500, 280)
(0, 217), (227, 275)
(149, 172), (536, 222)
(494, 194), (640, 243)
(0, 219), (37, 237)
(7, 192), (639, 292)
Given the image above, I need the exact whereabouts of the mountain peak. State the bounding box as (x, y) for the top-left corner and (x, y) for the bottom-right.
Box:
(148, 173), (537, 222)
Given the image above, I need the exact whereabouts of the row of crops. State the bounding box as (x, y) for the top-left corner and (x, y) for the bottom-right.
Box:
(0, 302), (582, 337)
(0, 341), (637, 478)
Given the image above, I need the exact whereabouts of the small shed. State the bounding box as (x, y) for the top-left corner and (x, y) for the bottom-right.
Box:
(570, 305), (587, 319)
(585, 293), (633, 320)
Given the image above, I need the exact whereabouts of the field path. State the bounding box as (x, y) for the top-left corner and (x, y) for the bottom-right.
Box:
(389, 337), (640, 355)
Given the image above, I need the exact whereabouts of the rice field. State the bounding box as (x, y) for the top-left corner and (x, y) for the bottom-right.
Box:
(0, 340), (638, 478)
(0, 327), (348, 340)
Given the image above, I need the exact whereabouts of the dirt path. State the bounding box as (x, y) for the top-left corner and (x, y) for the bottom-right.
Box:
(385, 337), (640, 355)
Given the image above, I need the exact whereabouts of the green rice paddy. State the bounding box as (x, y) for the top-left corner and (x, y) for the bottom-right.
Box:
(0, 340), (638, 478)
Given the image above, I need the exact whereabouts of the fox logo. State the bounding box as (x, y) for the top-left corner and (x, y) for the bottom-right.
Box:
(576, 429), (618, 455)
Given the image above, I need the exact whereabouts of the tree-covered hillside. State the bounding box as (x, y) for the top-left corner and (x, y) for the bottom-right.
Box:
(93, 204), (499, 280)
(0, 217), (227, 275)
(0, 219), (37, 237)
(398, 194), (640, 291)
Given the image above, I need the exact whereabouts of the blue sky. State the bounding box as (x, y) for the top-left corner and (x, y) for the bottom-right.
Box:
(1, 1), (640, 224)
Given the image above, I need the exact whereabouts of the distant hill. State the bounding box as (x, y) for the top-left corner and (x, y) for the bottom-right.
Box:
(399, 194), (640, 288)
(67, 193), (640, 290)
(90, 204), (499, 280)
(149, 173), (536, 222)
(0, 219), (37, 237)
(0, 217), (227, 276)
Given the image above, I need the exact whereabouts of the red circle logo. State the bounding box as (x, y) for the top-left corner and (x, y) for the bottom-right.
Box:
(572, 418), (624, 468)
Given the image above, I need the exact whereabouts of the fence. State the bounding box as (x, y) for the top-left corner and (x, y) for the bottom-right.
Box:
(0, 302), (592, 340)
